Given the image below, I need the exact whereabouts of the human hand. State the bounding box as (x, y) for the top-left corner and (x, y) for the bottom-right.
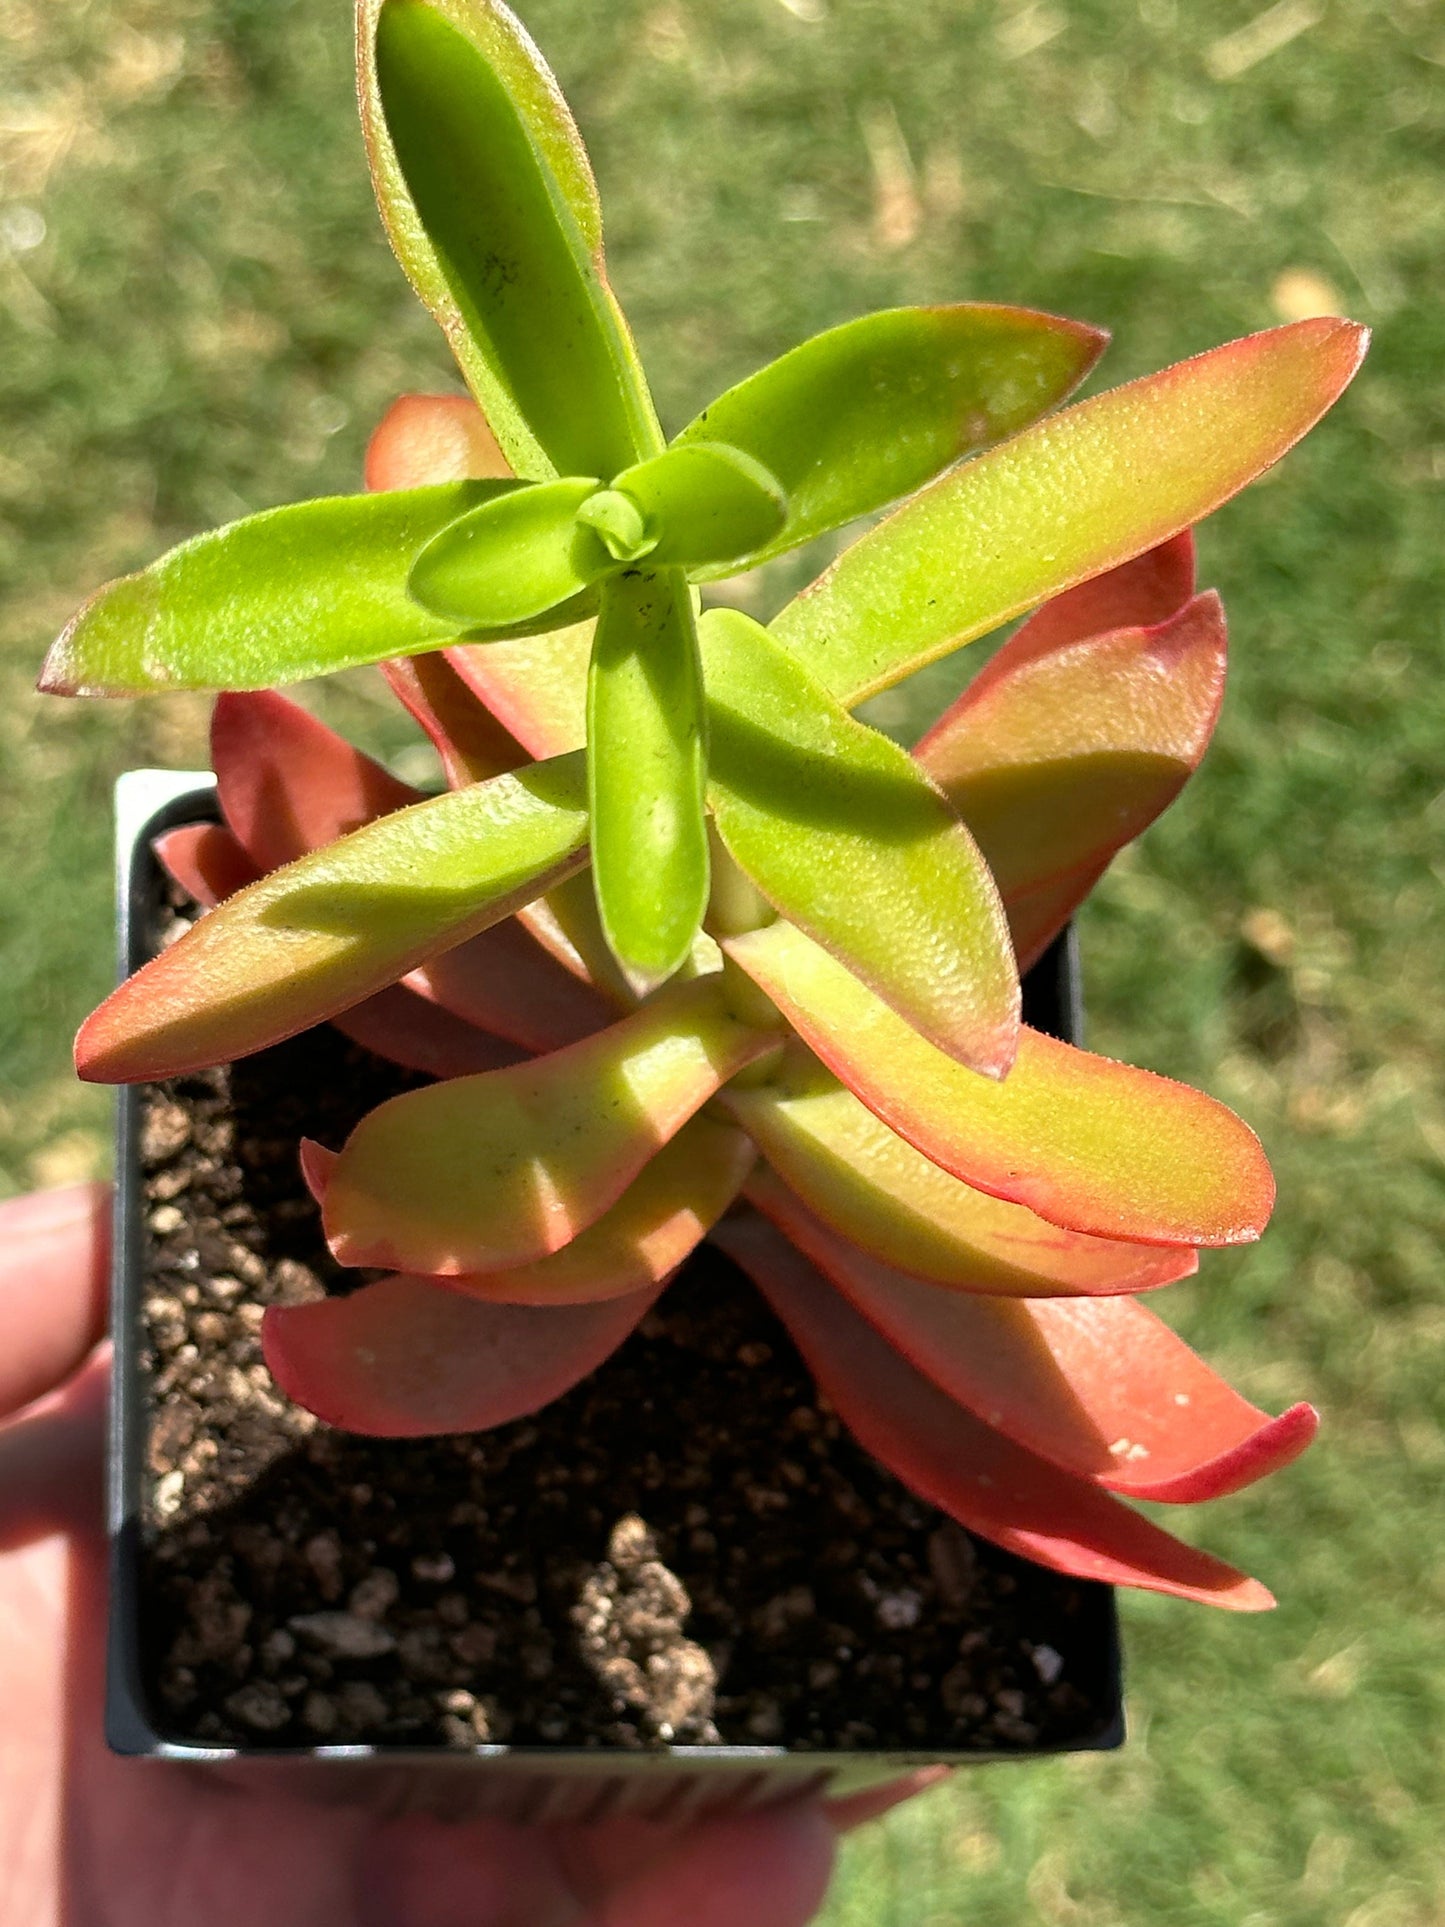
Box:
(0, 1183), (947, 1926)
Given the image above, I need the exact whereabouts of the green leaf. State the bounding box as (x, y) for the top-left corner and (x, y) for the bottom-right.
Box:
(724, 1064), (1195, 1298)
(359, 0), (606, 478)
(39, 483), (510, 696)
(588, 569), (711, 994)
(323, 975), (778, 1274)
(370, 0), (661, 482)
(76, 753), (590, 1081)
(700, 608), (1018, 1077)
(771, 318), (1369, 703)
(610, 443), (787, 570)
(725, 920), (1276, 1248)
(676, 304), (1107, 576)
(408, 477), (614, 626)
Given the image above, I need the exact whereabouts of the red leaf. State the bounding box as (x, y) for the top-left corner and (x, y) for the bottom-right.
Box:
(211, 689), (420, 872)
(262, 1273), (659, 1437)
(404, 919), (615, 1054)
(380, 652), (531, 786)
(153, 823), (261, 906)
(757, 1175), (1316, 1503)
(715, 1212), (1273, 1610)
(918, 591), (1227, 910)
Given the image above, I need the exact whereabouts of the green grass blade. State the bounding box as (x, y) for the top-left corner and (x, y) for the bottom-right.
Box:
(588, 568), (710, 994)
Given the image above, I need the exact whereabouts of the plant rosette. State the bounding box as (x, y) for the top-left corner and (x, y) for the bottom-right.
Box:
(44, 0), (1364, 1791)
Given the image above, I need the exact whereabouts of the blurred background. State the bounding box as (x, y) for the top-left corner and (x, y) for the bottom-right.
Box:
(1, 0), (1441, 1919)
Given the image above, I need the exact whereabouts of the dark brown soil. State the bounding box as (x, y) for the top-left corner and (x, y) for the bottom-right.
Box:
(131, 882), (1118, 1757)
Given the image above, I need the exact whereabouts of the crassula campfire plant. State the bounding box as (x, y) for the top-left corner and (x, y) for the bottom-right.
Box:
(40, 0), (1367, 1612)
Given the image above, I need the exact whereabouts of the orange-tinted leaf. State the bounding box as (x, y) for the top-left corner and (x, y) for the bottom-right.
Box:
(773, 320), (1367, 704)
(728, 1064), (1193, 1297)
(217, 688), (600, 1050)
(513, 870), (636, 1005)
(405, 917), (615, 1052)
(1002, 860), (1111, 976)
(154, 820), (521, 1078)
(956, 531), (1197, 673)
(212, 690), (420, 872)
(715, 1211), (1272, 1609)
(328, 983), (526, 1078)
(263, 1274), (659, 1437)
(918, 592), (1227, 902)
(323, 975), (779, 1274)
(380, 652), (530, 785)
(444, 628), (590, 759)
(364, 391), (512, 492)
(727, 922), (1274, 1247)
(764, 1178), (1316, 1502)
(152, 823), (262, 907)
(437, 1115), (755, 1304)
(78, 754), (590, 1082)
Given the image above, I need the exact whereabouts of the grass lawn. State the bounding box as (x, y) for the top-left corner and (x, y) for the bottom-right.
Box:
(1, 0), (1441, 1919)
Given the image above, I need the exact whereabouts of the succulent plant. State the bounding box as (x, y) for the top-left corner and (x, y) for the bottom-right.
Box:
(41, 0), (1367, 1610)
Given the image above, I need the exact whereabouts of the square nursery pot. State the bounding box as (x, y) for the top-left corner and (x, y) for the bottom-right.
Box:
(106, 768), (1124, 1821)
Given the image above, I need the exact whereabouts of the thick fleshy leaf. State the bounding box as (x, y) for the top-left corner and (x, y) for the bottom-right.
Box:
(77, 754), (589, 1082)
(212, 690), (420, 871)
(955, 531), (1197, 669)
(322, 974), (779, 1274)
(727, 1062), (1194, 1297)
(263, 1274), (659, 1437)
(405, 918), (615, 1052)
(324, 984), (526, 1078)
(425, 1115), (754, 1304)
(514, 870), (635, 1003)
(358, 0), (604, 478)
(379, 652), (530, 786)
(1004, 860), (1111, 976)
(918, 591), (1227, 902)
(153, 822), (523, 1078)
(408, 477), (611, 626)
(757, 1172), (1316, 1502)
(217, 688), (602, 1050)
(365, 391), (512, 491)
(678, 304), (1107, 575)
(715, 1212), (1273, 1610)
(369, 0), (660, 481)
(444, 629), (590, 759)
(726, 921), (1274, 1248)
(701, 608), (1017, 1074)
(152, 824), (261, 908)
(608, 443), (787, 570)
(589, 569), (711, 994)
(771, 319), (1368, 703)
(38, 483), (503, 697)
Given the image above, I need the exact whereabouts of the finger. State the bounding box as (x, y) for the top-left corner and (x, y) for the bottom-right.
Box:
(824, 1766), (953, 1834)
(0, 1183), (111, 1418)
(591, 1802), (837, 1927)
(0, 1349), (107, 1550)
(355, 1812), (582, 1927)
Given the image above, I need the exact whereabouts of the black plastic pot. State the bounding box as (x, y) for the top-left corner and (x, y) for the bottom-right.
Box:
(105, 770), (1123, 1821)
